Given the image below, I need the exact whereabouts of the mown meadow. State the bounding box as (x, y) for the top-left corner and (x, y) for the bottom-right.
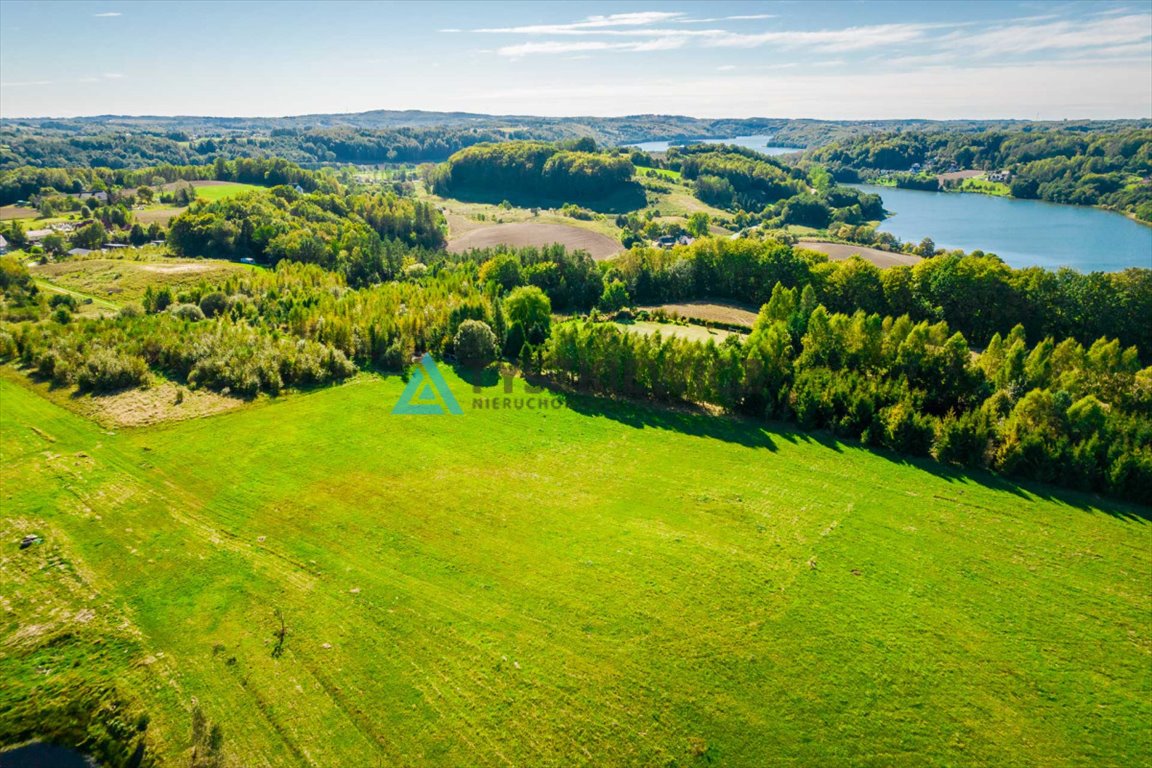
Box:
(2, 367), (1148, 767)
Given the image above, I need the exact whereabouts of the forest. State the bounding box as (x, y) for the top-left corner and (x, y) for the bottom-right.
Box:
(804, 127), (1152, 221)
(425, 140), (640, 208)
(660, 145), (886, 227)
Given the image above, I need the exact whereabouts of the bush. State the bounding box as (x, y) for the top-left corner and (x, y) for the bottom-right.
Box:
(454, 319), (498, 369)
(199, 291), (229, 318)
(75, 348), (150, 392)
(118, 302), (144, 319)
(169, 303), (206, 322)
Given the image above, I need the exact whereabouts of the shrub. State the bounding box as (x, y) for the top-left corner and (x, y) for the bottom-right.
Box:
(199, 291), (229, 318)
(169, 303), (206, 322)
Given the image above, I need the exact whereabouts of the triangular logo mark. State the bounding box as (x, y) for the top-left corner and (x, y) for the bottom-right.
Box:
(392, 354), (463, 415)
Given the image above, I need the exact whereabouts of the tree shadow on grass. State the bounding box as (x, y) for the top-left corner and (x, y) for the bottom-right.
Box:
(561, 389), (779, 451)
(855, 440), (1150, 524)
(549, 384), (1149, 523)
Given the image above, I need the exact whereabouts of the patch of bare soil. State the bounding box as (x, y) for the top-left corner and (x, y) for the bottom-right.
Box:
(79, 382), (244, 428)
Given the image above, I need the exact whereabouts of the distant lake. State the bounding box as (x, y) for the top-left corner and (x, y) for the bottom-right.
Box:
(627, 134), (799, 155)
(851, 184), (1152, 272)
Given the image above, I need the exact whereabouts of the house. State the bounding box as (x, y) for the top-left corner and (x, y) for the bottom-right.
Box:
(294, 185), (305, 194)
(26, 229), (53, 242)
(677, 235), (695, 247)
(105, 243), (128, 249)
(0, 235), (8, 254)
(655, 236), (677, 248)
(239, 257), (256, 265)
(67, 248), (92, 257)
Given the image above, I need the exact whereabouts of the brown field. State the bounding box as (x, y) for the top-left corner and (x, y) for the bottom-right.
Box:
(798, 240), (922, 268)
(135, 207), (185, 225)
(937, 170), (985, 183)
(447, 222), (623, 260)
(640, 301), (759, 328)
(0, 205), (38, 221)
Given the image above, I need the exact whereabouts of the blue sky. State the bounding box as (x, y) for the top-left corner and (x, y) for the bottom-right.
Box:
(1, 1), (1150, 119)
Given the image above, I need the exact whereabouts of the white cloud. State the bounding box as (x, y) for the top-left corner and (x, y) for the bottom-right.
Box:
(477, 12), (685, 35)
(939, 13), (1152, 57)
(703, 23), (936, 52)
(92, 12), (122, 18)
(717, 64), (737, 71)
(472, 60), (1152, 120)
(498, 37), (689, 58)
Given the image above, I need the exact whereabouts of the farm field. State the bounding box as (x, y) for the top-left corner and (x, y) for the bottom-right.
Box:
(797, 239), (923, 268)
(0, 206), (38, 221)
(2, 368), (1149, 767)
(639, 302), (760, 329)
(447, 222), (623, 260)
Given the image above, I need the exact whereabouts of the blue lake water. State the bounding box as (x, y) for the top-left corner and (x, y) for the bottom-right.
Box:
(851, 184), (1152, 272)
(627, 134), (798, 155)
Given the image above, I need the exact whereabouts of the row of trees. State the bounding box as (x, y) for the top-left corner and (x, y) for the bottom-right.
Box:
(0, 157), (329, 206)
(544, 294), (1151, 503)
(607, 237), (1152, 352)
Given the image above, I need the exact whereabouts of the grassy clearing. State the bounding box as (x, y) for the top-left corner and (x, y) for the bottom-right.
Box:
(31, 255), (254, 305)
(958, 178), (1012, 197)
(2, 365), (1148, 766)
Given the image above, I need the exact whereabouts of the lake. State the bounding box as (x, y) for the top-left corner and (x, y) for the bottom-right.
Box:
(0, 742), (96, 767)
(627, 134), (798, 156)
(851, 184), (1152, 272)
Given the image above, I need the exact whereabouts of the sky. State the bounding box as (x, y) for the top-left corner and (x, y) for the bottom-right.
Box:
(0, 0), (1150, 120)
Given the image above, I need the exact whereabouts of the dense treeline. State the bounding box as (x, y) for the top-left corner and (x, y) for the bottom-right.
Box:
(609, 238), (1152, 352)
(426, 140), (639, 207)
(0, 157), (326, 205)
(167, 186), (443, 286)
(0, 125), (541, 173)
(805, 128), (1152, 220)
(546, 297), (1151, 503)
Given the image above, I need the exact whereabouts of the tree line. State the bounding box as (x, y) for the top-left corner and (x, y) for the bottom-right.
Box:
(804, 127), (1152, 221)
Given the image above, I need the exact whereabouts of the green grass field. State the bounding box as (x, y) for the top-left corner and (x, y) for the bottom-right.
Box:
(1, 369), (1149, 766)
(193, 182), (264, 202)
